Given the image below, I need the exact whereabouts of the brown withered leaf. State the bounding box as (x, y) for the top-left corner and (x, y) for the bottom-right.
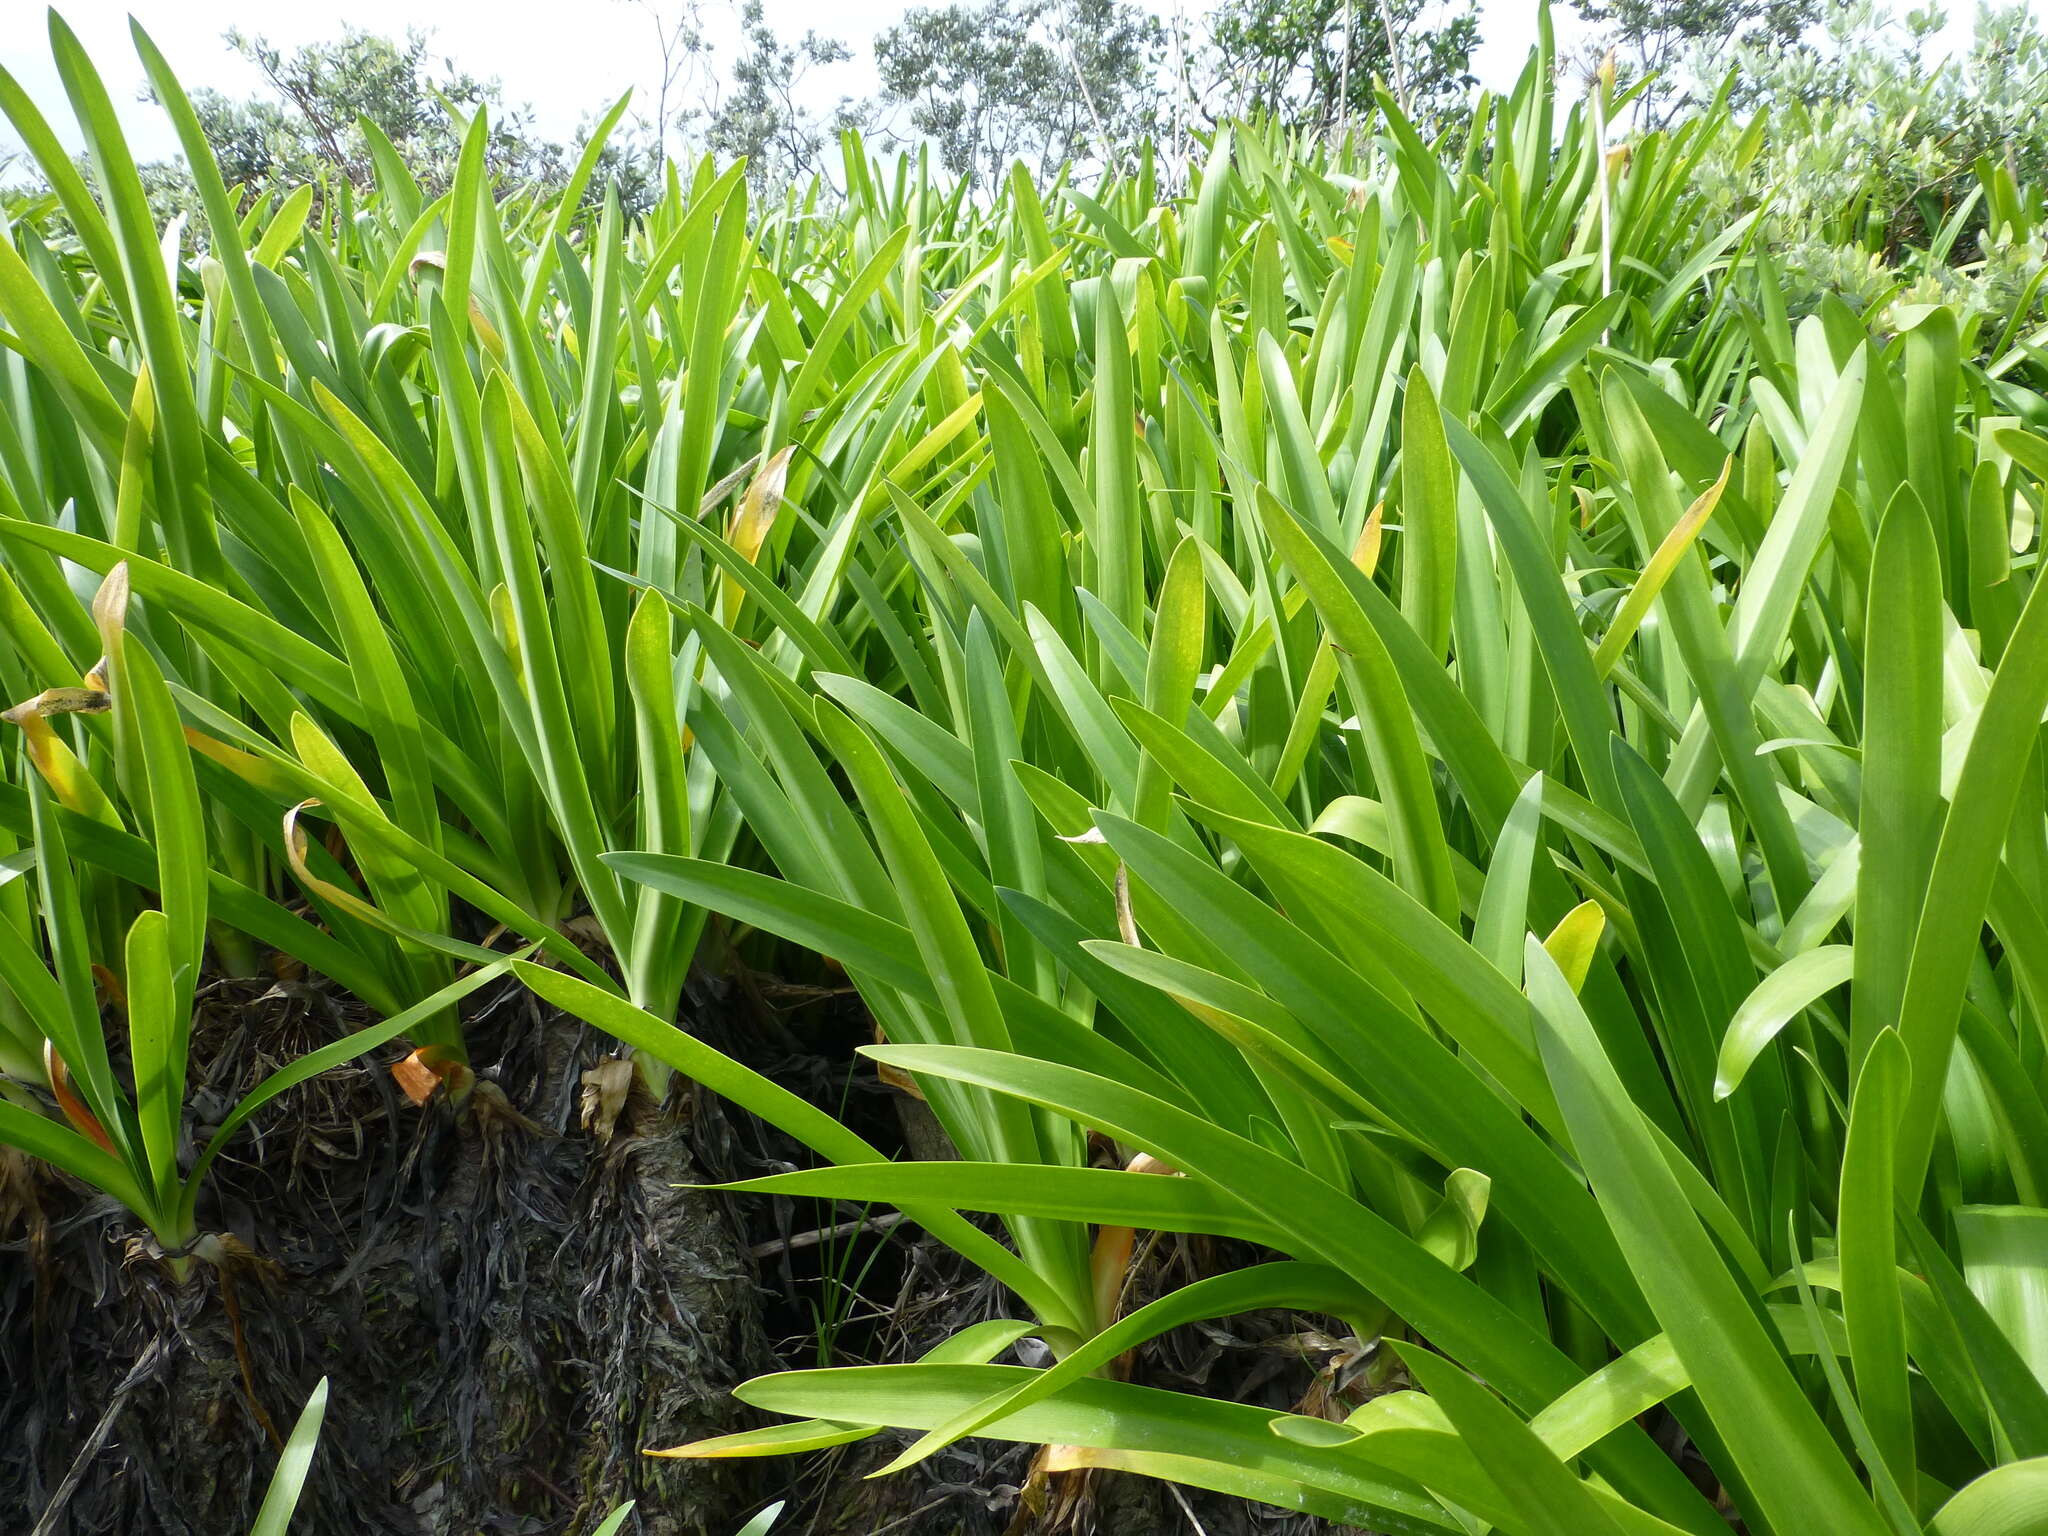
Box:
(580, 1056), (637, 1145)
(1113, 863), (1139, 948)
(3, 686), (110, 724)
(871, 1021), (926, 1100)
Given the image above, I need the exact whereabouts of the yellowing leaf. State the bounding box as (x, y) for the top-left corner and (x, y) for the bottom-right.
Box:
(3, 690), (119, 826)
(1541, 900), (1606, 994)
(722, 445), (797, 624)
(1594, 457), (1732, 679)
(1353, 502), (1384, 577)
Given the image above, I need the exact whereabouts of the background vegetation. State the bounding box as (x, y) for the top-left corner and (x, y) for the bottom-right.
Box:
(3, 2), (2048, 1533)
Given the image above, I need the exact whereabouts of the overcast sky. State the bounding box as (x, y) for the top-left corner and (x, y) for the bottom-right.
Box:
(0, 0), (1992, 165)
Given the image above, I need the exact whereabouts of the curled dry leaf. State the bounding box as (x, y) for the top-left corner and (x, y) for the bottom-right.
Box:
(580, 1055), (638, 1145)
(2, 690), (122, 825)
(391, 1045), (471, 1107)
(2, 687), (111, 723)
(389, 1051), (439, 1106)
(92, 561), (131, 645)
(1114, 863), (1139, 948)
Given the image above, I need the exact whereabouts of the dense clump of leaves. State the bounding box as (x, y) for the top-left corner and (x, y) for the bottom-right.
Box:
(6, 8), (2048, 1534)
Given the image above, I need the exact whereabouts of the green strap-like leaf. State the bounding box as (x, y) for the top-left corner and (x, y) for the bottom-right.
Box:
(1527, 936), (1891, 1535)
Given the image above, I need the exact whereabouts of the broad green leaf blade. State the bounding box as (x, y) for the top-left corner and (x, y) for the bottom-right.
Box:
(1527, 936), (1890, 1535)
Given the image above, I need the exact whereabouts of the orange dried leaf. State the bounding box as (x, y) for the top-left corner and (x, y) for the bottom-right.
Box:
(385, 1056), (468, 1114)
(44, 1042), (116, 1155)
(390, 1050), (440, 1106)
(875, 1060), (927, 1101)
(91, 962), (128, 1010)
(390, 1045), (469, 1107)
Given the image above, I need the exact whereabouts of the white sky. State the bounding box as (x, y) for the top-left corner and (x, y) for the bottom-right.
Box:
(0, 0), (1996, 165)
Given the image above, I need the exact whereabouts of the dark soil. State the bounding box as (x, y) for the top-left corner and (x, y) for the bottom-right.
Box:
(0, 960), (1354, 1536)
(0, 972), (773, 1536)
